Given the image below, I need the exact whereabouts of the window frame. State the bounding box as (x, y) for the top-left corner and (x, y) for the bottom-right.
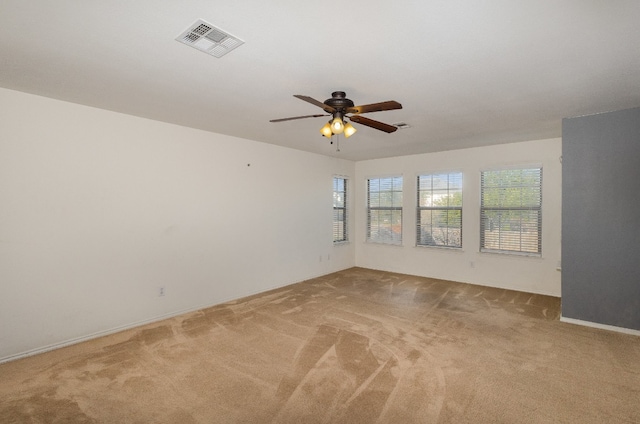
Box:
(333, 176), (348, 243)
(480, 166), (542, 256)
(416, 171), (463, 249)
(366, 176), (403, 245)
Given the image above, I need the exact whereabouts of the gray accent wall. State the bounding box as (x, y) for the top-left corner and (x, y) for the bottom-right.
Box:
(562, 107), (640, 330)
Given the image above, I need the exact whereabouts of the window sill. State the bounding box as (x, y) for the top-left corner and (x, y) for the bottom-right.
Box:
(479, 249), (542, 259)
(415, 245), (464, 252)
(365, 240), (403, 247)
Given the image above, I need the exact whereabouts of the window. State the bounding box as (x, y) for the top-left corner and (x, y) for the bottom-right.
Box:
(480, 167), (542, 254)
(367, 176), (403, 245)
(333, 177), (348, 243)
(416, 172), (462, 248)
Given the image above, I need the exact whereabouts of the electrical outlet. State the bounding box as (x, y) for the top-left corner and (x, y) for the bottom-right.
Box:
(470, 261), (475, 268)
(158, 286), (165, 297)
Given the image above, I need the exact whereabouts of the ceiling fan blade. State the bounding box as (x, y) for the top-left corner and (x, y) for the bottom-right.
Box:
(349, 115), (398, 133)
(346, 100), (402, 114)
(293, 95), (336, 113)
(270, 114), (327, 122)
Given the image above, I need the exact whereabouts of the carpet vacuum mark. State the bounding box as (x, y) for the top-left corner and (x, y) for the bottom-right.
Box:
(1, 268), (639, 423)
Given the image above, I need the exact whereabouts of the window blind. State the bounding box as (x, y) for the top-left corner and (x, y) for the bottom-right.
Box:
(480, 167), (542, 254)
(367, 176), (403, 245)
(416, 172), (463, 248)
(333, 177), (347, 242)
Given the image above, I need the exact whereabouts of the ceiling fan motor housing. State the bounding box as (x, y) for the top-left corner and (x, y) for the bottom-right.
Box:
(324, 91), (354, 111)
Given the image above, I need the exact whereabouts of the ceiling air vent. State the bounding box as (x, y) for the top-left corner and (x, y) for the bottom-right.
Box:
(393, 122), (412, 129)
(176, 19), (244, 58)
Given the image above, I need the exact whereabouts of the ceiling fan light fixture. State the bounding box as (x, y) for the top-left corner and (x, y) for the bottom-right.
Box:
(331, 116), (345, 134)
(343, 122), (357, 138)
(320, 122), (333, 138)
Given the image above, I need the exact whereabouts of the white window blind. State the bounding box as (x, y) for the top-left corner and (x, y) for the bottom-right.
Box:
(417, 172), (463, 248)
(480, 167), (542, 255)
(367, 176), (403, 245)
(333, 177), (347, 243)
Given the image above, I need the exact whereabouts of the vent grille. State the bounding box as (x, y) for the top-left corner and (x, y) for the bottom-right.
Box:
(192, 23), (212, 35)
(205, 29), (226, 43)
(393, 122), (412, 129)
(176, 19), (244, 58)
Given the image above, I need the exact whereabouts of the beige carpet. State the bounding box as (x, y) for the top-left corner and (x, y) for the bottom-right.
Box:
(1, 267), (639, 423)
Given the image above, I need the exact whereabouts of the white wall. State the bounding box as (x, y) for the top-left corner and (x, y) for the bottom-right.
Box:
(355, 138), (562, 297)
(0, 86), (562, 362)
(0, 88), (355, 361)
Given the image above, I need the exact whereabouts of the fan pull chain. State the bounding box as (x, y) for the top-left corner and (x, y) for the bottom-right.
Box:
(328, 133), (340, 152)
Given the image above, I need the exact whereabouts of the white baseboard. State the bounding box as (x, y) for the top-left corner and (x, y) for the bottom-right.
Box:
(0, 267), (352, 365)
(0, 303), (217, 365)
(560, 316), (640, 336)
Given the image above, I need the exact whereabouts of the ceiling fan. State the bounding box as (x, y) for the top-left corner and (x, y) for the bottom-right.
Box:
(270, 91), (402, 138)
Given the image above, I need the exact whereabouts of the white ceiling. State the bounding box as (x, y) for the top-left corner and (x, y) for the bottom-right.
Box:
(1, 1), (639, 161)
